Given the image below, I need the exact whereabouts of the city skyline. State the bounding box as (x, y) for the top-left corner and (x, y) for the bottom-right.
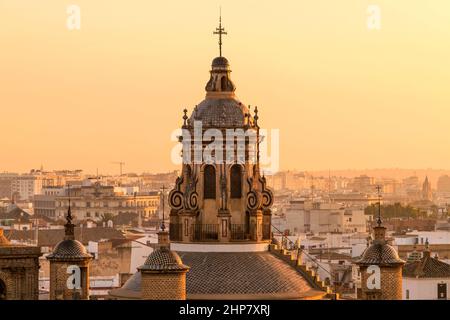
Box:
(2, 1), (450, 174)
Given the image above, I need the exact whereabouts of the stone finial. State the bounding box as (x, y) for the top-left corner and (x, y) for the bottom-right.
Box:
(254, 106), (259, 127)
(182, 108), (188, 127)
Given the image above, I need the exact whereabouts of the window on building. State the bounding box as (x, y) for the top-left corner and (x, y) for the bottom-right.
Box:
(406, 289), (410, 300)
(203, 165), (216, 199)
(230, 165), (242, 199)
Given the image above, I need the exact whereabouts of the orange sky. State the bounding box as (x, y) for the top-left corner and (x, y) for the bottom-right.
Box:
(1, 1), (450, 174)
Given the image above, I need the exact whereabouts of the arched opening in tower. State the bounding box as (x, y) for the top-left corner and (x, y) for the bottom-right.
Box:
(230, 165), (242, 198)
(220, 76), (227, 91)
(203, 165), (216, 199)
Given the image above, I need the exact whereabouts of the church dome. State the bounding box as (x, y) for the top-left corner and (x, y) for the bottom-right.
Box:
(212, 56), (229, 68)
(190, 98), (251, 128)
(139, 246), (189, 271)
(188, 56), (255, 128)
(47, 239), (92, 260)
(357, 241), (405, 266)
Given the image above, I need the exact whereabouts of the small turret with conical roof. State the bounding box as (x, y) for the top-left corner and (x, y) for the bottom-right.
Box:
(47, 188), (92, 300)
(138, 220), (189, 300)
(356, 186), (405, 300)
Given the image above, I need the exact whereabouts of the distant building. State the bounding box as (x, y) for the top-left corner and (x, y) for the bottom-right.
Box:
(348, 175), (375, 193)
(0, 173), (19, 198)
(422, 176), (433, 201)
(53, 182), (160, 221)
(285, 200), (367, 234)
(437, 175), (450, 193)
(33, 186), (66, 218)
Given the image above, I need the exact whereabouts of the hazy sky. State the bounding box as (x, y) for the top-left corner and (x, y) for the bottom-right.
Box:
(1, 1), (450, 174)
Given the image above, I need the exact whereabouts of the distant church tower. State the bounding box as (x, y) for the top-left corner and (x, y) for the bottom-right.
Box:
(47, 201), (93, 300)
(356, 188), (405, 300)
(168, 16), (273, 244)
(422, 176), (432, 201)
(0, 228), (42, 300)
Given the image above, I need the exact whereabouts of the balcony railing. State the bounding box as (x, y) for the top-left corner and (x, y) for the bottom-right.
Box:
(192, 224), (219, 241)
(230, 224), (248, 240)
(169, 223), (182, 241)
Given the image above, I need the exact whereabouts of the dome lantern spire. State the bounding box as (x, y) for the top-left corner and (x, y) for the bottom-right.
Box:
(64, 185), (75, 240)
(213, 8), (227, 57)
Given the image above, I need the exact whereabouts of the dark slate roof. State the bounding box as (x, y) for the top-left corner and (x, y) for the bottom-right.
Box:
(212, 56), (229, 67)
(139, 247), (189, 271)
(356, 241), (405, 266)
(47, 239), (93, 260)
(5, 227), (124, 247)
(0, 206), (31, 221)
(110, 251), (325, 300)
(315, 252), (352, 261)
(403, 255), (450, 278)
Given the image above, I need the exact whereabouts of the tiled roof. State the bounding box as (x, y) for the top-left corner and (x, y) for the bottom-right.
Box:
(110, 251), (325, 299)
(356, 241), (405, 266)
(190, 98), (249, 128)
(47, 239), (93, 260)
(0, 207), (31, 221)
(5, 227), (124, 247)
(139, 247), (189, 271)
(180, 252), (320, 298)
(315, 252), (352, 261)
(403, 255), (450, 278)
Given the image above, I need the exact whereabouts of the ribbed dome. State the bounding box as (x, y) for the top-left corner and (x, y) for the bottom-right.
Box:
(139, 247), (189, 271)
(47, 239), (92, 260)
(212, 56), (229, 68)
(190, 98), (252, 128)
(357, 241), (405, 266)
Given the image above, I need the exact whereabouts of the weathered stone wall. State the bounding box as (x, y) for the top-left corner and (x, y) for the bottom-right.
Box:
(359, 265), (402, 300)
(0, 246), (41, 300)
(49, 260), (90, 300)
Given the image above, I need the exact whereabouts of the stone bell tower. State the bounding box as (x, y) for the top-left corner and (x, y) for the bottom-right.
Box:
(168, 17), (273, 244)
(47, 200), (93, 300)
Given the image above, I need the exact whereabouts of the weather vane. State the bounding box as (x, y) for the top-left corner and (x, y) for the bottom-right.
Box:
(376, 185), (382, 227)
(213, 8), (227, 57)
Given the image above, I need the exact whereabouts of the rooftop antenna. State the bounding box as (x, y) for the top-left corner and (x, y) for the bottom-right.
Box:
(213, 7), (227, 57)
